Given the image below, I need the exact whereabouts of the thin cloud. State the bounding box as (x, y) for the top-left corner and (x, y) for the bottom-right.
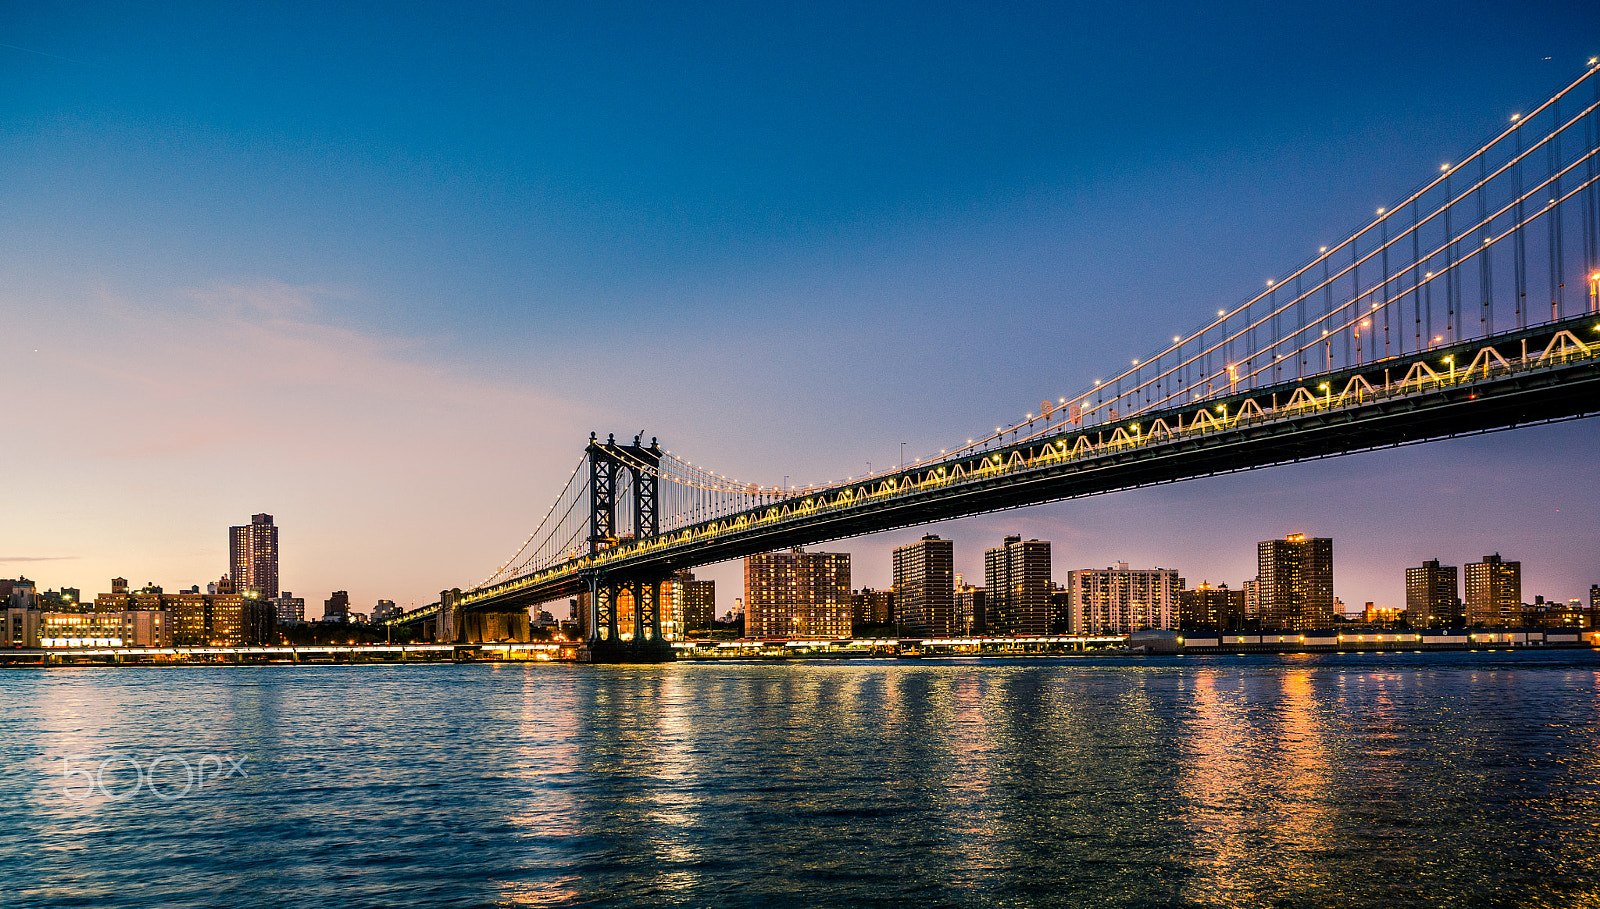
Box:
(0, 556), (80, 562)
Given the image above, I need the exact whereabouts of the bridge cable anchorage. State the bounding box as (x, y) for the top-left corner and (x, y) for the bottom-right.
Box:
(468, 61), (1600, 604)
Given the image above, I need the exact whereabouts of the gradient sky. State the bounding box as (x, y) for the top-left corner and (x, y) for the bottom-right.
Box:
(3, 2), (1597, 616)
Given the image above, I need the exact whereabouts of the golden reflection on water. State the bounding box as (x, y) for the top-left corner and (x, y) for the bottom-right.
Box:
(496, 668), (583, 908)
(1179, 666), (1333, 905)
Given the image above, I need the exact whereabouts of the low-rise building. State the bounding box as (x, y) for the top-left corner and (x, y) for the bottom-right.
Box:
(40, 611), (171, 648)
(3, 608), (41, 648)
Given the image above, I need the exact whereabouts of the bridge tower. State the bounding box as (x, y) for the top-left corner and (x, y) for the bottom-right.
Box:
(584, 432), (674, 662)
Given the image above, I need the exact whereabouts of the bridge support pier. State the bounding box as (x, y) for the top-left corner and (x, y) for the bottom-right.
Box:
(583, 574), (674, 663)
(580, 432), (675, 663)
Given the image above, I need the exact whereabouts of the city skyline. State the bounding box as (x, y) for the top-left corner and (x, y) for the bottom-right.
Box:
(3, 4), (1597, 613)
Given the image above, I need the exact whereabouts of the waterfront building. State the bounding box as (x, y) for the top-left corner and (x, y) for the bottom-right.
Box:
(1405, 560), (1461, 628)
(1049, 586), (1072, 634)
(955, 585), (986, 636)
(983, 536), (1052, 636)
(673, 571), (716, 634)
(1179, 581), (1245, 631)
(208, 592), (245, 643)
(274, 591), (307, 624)
(1464, 554), (1521, 626)
(1257, 534), (1334, 631)
(40, 610), (170, 647)
(892, 535), (955, 637)
(1522, 596), (1595, 629)
(3, 608), (41, 648)
(1067, 563), (1180, 634)
(167, 589), (209, 644)
(744, 549), (851, 638)
(323, 590), (350, 623)
(1364, 602), (1404, 624)
(229, 513), (280, 598)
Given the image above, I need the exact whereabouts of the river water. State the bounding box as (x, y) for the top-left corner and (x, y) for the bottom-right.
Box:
(3, 651), (1599, 908)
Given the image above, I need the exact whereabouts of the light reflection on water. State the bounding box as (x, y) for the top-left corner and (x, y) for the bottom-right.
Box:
(2, 651), (1599, 907)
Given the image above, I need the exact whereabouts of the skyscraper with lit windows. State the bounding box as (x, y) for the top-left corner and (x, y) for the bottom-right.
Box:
(230, 513), (279, 599)
(1464, 554), (1521, 626)
(983, 535), (1051, 635)
(892, 535), (954, 637)
(1257, 534), (1333, 631)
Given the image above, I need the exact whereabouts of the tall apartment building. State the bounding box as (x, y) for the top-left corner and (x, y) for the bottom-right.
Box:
(1405, 560), (1461, 628)
(229, 513), (280, 598)
(1257, 534), (1334, 631)
(892, 535), (954, 637)
(673, 571), (716, 634)
(1464, 554), (1521, 626)
(1179, 581), (1246, 630)
(744, 549), (851, 638)
(1066, 563), (1180, 634)
(983, 536), (1052, 636)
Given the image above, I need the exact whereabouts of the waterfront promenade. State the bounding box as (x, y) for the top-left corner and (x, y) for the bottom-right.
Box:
(5, 628), (1596, 666)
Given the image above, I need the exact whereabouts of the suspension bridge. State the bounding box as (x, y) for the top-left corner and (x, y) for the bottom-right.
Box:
(394, 62), (1600, 660)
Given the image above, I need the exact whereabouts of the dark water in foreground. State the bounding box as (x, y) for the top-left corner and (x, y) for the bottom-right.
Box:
(3, 652), (1600, 908)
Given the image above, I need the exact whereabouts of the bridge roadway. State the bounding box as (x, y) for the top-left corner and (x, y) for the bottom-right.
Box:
(429, 314), (1600, 620)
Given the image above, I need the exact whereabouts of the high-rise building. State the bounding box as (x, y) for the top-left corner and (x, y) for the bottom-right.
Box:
(672, 571), (716, 634)
(1405, 560), (1460, 628)
(892, 535), (954, 637)
(983, 536), (1052, 636)
(1066, 563), (1180, 634)
(744, 549), (851, 638)
(1257, 534), (1334, 631)
(229, 513), (280, 599)
(1242, 578), (1260, 622)
(1179, 581), (1246, 630)
(1464, 554), (1521, 626)
(1049, 585), (1073, 634)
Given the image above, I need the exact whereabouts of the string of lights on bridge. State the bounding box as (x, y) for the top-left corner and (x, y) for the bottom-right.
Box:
(467, 58), (1600, 596)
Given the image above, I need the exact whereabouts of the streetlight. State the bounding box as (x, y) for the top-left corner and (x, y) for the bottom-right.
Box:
(1444, 355), (1454, 383)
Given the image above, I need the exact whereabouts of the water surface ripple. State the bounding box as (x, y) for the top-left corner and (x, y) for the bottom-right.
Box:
(3, 651), (1598, 907)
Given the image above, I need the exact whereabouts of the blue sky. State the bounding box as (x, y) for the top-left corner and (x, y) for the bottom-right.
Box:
(2, 2), (1596, 613)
